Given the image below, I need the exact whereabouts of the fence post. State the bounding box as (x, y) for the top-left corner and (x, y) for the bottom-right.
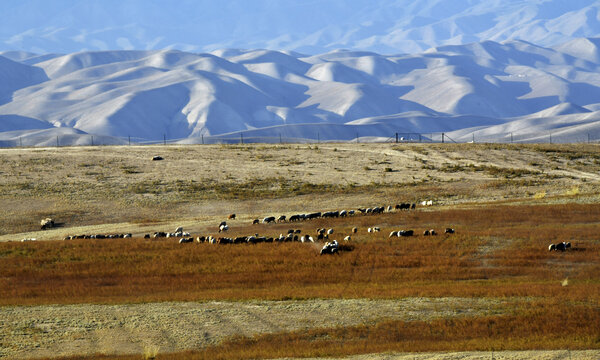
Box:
(56, 136), (59, 147)
(19, 137), (22, 147)
(91, 135), (94, 146)
(128, 136), (131, 146)
(511, 132), (513, 143)
(241, 133), (244, 144)
(279, 133), (282, 144)
(356, 133), (359, 143)
(395, 133), (398, 143)
(419, 134), (421, 143)
(549, 132), (552, 144)
(442, 133), (445, 143)
(201, 134), (204, 145)
(472, 133), (474, 143)
(317, 132), (319, 144)
(588, 133), (590, 144)
(163, 134), (166, 145)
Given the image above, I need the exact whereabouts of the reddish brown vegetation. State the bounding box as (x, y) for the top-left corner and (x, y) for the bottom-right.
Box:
(1, 203), (599, 305)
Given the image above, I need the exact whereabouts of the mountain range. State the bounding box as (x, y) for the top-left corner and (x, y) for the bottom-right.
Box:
(1, 36), (600, 145)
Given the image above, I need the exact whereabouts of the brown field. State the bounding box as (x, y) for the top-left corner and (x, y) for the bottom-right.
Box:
(1, 143), (600, 359)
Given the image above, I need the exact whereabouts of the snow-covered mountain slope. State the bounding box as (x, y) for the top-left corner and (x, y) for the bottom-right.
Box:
(1, 37), (600, 145)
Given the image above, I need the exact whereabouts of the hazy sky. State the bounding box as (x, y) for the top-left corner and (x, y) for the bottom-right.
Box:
(1, 0), (598, 54)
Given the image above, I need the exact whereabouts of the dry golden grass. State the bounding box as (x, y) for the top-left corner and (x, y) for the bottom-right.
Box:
(33, 302), (600, 360)
(2, 143), (600, 237)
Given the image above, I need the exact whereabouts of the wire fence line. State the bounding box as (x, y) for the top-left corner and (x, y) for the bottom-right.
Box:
(1, 131), (599, 148)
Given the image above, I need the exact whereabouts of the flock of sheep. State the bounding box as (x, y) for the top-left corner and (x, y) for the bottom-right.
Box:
(36, 202), (574, 254)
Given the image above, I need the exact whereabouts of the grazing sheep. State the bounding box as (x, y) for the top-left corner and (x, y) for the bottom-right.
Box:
(263, 216), (276, 224)
(228, 213), (236, 220)
(555, 242), (567, 251)
(306, 212), (321, 220)
(252, 219), (259, 224)
(352, 227), (358, 233)
(344, 235), (351, 242)
(398, 230), (414, 237)
(317, 233), (324, 240)
(327, 228), (334, 235)
(423, 230), (430, 236)
(548, 244), (556, 251)
(301, 235), (314, 243)
(151, 155), (163, 161)
(21, 238), (37, 242)
(373, 227), (380, 232)
(175, 226), (183, 233)
(320, 240), (339, 255)
(445, 228), (455, 234)
(348, 210), (355, 216)
(339, 210), (348, 217)
(429, 229), (437, 236)
(322, 211), (339, 218)
(196, 236), (206, 243)
(277, 215), (287, 222)
(179, 238), (193, 244)
(317, 228), (325, 235)
(40, 218), (54, 230)
(219, 224), (229, 232)
(390, 231), (398, 237)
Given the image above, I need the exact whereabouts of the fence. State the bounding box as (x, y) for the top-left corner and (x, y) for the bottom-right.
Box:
(1, 131), (599, 148)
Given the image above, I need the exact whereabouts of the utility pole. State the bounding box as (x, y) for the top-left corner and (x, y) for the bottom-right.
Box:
(241, 133), (244, 144)
(163, 134), (166, 145)
(56, 136), (59, 147)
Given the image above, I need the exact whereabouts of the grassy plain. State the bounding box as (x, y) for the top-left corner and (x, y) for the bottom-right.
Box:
(1, 143), (600, 359)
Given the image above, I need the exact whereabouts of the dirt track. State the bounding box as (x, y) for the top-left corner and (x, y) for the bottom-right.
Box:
(1, 298), (509, 359)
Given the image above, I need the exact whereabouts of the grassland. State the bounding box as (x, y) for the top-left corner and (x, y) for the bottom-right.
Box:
(1, 143), (600, 359)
